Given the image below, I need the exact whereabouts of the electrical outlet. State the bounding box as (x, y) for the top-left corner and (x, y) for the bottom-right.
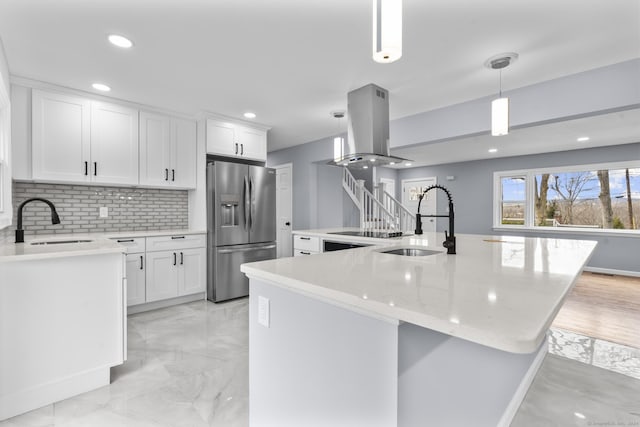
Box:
(258, 296), (270, 328)
(99, 206), (109, 218)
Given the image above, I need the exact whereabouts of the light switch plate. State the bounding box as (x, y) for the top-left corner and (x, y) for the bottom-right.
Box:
(258, 296), (270, 328)
(99, 206), (109, 218)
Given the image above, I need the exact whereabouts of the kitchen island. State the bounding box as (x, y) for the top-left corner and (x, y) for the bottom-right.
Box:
(0, 236), (127, 421)
(241, 231), (597, 427)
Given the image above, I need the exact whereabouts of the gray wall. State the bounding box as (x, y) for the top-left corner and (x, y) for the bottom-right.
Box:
(268, 135), (348, 230)
(11, 182), (188, 238)
(396, 143), (640, 273)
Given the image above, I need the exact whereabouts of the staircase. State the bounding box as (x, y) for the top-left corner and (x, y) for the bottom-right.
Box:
(342, 168), (416, 232)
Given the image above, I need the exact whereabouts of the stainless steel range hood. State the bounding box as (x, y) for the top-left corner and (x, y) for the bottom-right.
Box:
(328, 83), (410, 169)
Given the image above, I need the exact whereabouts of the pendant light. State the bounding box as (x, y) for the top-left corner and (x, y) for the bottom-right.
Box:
(331, 111), (346, 163)
(485, 53), (518, 136)
(373, 0), (402, 63)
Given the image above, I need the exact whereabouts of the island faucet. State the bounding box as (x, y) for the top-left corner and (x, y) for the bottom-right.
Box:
(414, 185), (456, 254)
(15, 197), (61, 243)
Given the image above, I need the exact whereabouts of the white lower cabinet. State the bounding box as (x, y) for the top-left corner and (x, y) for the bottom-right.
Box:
(179, 247), (206, 296)
(146, 248), (206, 302)
(125, 253), (146, 306)
(146, 250), (180, 302)
(112, 233), (206, 308)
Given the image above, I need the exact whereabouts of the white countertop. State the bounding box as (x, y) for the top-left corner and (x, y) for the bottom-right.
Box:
(0, 229), (205, 262)
(242, 230), (597, 354)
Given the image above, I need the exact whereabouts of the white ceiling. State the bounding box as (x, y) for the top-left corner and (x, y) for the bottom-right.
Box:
(0, 0), (638, 153)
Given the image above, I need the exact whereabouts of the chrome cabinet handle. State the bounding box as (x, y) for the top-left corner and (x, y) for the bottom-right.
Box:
(218, 244), (276, 254)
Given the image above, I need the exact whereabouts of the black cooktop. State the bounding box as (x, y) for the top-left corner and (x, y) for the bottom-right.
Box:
(327, 230), (403, 239)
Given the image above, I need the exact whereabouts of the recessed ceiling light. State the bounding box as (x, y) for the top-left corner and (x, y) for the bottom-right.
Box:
(405, 162), (412, 167)
(574, 412), (586, 420)
(370, 158), (376, 162)
(243, 112), (256, 119)
(363, 165), (369, 169)
(577, 136), (590, 142)
(389, 162), (396, 165)
(92, 83), (111, 92)
(488, 148), (498, 153)
(108, 34), (133, 48)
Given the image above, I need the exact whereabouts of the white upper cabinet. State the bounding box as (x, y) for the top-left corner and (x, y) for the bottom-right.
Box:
(90, 101), (139, 185)
(140, 111), (196, 189)
(32, 90), (139, 185)
(206, 118), (268, 162)
(32, 90), (91, 182)
(236, 125), (267, 161)
(139, 112), (172, 186)
(206, 119), (236, 157)
(171, 117), (197, 188)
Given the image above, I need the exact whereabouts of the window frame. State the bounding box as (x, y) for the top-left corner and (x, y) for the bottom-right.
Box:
(0, 77), (11, 230)
(493, 160), (640, 237)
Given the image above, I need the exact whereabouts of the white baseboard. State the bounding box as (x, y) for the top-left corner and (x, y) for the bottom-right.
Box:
(127, 292), (205, 315)
(583, 266), (640, 278)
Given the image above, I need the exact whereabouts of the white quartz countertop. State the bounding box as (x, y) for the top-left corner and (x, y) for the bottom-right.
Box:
(242, 230), (597, 354)
(0, 229), (205, 262)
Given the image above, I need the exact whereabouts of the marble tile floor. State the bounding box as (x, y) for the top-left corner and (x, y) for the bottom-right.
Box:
(2, 299), (639, 427)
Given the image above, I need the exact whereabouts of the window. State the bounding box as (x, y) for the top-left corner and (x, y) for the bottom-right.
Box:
(494, 161), (640, 234)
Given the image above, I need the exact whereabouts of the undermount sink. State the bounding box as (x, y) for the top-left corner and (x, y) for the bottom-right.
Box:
(379, 247), (442, 257)
(30, 239), (93, 245)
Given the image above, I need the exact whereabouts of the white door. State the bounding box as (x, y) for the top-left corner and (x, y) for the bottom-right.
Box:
(171, 117), (197, 189)
(275, 164), (293, 258)
(178, 247), (206, 296)
(206, 119), (236, 157)
(32, 90), (91, 182)
(402, 177), (437, 233)
(90, 101), (139, 185)
(125, 253), (146, 306)
(139, 111), (171, 187)
(145, 250), (179, 302)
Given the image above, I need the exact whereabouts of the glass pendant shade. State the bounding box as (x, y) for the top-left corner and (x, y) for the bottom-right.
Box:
(373, 0), (402, 63)
(491, 97), (509, 136)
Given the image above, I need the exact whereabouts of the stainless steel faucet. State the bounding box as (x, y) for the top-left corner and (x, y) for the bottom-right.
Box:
(15, 198), (61, 243)
(414, 185), (456, 255)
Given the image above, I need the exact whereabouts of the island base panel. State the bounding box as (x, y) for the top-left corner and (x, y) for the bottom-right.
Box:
(398, 322), (547, 427)
(249, 279), (399, 427)
(248, 278), (546, 427)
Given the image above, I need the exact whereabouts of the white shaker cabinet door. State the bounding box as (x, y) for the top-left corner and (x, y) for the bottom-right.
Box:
(32, 90), (91, 182)
(206, 119), (236, 157)
(178, 247), (206, 296)
(90, 101), (139, 185)
(139, 111), (172, 187)
(126, 253), (146, 306)
(145, 250), (179, 302)
(236, 125), (266, 161)
(171, 118), (197, 189)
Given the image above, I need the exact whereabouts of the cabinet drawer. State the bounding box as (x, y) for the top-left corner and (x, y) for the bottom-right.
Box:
(294, 249), (320, 257)
(293, 235), (320, 252)
(146, 234), (206, 252)
(111, 237), (145, 253)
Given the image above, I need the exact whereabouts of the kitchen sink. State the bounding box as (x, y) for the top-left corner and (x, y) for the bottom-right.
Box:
(378, 247), (441, 256)
(30, 239), (93, 245)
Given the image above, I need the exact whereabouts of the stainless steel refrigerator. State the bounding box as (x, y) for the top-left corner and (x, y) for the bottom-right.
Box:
(207, 161), (277, 302)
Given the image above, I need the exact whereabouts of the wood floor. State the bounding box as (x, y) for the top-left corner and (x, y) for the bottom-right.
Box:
(552, 272), (640, 349)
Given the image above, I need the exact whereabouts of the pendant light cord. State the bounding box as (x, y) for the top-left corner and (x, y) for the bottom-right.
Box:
(499, 68), (503, 97)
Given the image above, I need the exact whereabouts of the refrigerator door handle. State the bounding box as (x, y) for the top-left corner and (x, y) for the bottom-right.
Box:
(243, 176), (249, 231)
(248, 178), (254, 230)
(217, 244), (277, 254)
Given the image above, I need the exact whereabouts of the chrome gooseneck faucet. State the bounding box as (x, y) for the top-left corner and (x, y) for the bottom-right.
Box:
(414, 185), (456, 255)
(15, 198), (61, 243)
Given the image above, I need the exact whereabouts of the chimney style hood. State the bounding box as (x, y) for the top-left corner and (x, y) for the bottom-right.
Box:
(328, 83), (410, 169)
